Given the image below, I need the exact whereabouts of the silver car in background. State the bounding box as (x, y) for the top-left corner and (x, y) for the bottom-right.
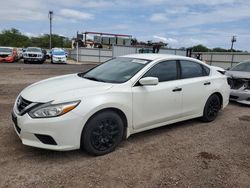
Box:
(51, 48), (67, 64)
(226, 61), (250, 105)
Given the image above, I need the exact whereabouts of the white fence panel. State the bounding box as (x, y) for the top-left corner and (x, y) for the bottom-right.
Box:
(233, 54), (250, 62)
(193, 52), (250, 68)
(113, 45), (137, 57)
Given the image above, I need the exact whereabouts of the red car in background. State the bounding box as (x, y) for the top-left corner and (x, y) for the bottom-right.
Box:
(0, 47), (18, 63)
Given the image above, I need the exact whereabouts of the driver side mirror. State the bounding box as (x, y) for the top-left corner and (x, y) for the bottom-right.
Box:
(139, 77), (159, 86)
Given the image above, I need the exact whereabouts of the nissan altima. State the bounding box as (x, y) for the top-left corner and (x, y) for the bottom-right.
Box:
(12, 54), (230, 155)
(226, 61), (250, 105)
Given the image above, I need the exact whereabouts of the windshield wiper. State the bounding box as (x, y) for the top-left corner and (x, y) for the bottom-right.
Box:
(83, 76), (106, 82)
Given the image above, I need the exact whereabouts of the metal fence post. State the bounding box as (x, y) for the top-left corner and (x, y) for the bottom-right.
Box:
(99, 48), (101, 63)
(112, 44), (114, 58)
(230, 53), (234, 68)
(76, 42), (79, 63)
(210, 53), (213, 65)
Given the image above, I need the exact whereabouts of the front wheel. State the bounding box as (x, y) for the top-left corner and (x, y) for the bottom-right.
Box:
(81, 111), (124, 156)
(201, 94), (221, 122)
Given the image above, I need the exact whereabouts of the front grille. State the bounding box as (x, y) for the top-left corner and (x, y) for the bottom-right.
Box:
(0, 55), (9, 58)
(15, 123), (21, 134)
(12, 112), (21, 134)
(17, 96), (32, 112)
(28, 54), (37, 57)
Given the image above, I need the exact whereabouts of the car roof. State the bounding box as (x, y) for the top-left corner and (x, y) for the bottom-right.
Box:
(27, 47), (41, 49)
(121, 53), (197, 61)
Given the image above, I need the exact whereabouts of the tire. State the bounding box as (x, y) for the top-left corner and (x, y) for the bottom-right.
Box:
(81, 110), (124, 156)
(23, 60), (28, 64)
(201, 94), (221, 122)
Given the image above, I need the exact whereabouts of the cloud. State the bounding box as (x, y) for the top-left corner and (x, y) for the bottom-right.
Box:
(153, 35), (167, 42)
(0, 0), (46, 21)
(59, 9), (94, 21)
(150, 13), (168, 23)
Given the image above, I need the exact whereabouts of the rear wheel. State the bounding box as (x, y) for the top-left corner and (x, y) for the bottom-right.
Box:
(81, 111), (124, 156)
(201, 94), (221, 122)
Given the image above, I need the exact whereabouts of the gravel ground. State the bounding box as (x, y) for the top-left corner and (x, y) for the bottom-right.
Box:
(0, 62), (250, 188)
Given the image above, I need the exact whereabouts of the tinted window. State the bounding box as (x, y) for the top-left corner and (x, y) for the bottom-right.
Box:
(143, 61), (177, 82)
(203, 66), (210, 76)
(180, 61), (203, 79)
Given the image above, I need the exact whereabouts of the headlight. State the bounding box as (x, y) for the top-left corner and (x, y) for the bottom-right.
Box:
(29, 101), (80, 118)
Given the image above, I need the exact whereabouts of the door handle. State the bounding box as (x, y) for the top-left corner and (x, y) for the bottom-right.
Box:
(204, 82), (211, 85)
(172, 87), (182, 92)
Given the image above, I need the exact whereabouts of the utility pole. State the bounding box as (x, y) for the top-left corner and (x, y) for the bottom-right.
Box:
(230, 36), (236, 67)
(48, 11), (53, 49)
(230, 35), (236, 51)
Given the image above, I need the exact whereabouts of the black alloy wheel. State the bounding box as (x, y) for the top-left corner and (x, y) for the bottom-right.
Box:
(81, 111), (124, 156)
(201, 94), (221, 122)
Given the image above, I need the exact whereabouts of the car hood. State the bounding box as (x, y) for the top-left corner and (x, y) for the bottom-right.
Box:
(226, 71), (250, 79)
(20, 74), (113, 103)
(0, 52), (12, 55)
(26, 52), (42, 55)
(53, 55), (66, 58)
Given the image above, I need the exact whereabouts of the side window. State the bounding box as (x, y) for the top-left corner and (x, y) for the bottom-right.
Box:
(180, 60), (204, 79)
(143, 60), (177, 82)
(203, 65), (210, 76)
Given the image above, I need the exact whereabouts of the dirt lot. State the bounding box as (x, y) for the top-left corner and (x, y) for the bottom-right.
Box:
(0, 62), (249, 188)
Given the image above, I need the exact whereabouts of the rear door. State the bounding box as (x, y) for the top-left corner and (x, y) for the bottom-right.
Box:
(179, 60), (211, 116)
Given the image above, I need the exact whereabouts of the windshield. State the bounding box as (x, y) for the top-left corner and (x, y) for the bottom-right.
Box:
(230, 61), (250, 72)
(0, 48), (12, 53)
(52, 50), (65, 55)
(26, 48), (41, 52)
(80, 57), (149, 83)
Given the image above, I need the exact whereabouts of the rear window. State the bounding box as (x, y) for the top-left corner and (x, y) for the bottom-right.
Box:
(180, 61), (204, 79)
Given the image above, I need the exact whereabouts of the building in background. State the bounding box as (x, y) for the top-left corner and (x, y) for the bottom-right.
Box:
(72, 31), (132, 49)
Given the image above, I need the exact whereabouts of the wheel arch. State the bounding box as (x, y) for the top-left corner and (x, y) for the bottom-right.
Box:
(80, 107), (128, 148)
(211, 92), (223, 108)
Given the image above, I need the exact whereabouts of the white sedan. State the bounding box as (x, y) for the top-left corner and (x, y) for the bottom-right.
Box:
(12, 54), (230, 155)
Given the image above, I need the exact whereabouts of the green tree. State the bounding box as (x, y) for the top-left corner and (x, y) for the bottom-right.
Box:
(0, 28), (72, 49)
(0, 28), (30, 47)
(30, 34), (71, 49)
(212, 47), (228, 52)
(192, 44), (209, 52)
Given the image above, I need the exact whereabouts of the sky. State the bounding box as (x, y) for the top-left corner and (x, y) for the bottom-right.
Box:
(1, 0), (250, 51)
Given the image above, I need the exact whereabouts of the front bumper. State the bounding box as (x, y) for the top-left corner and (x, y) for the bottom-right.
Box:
(11, 108), (84, 151)
(230, 89), (250, 105)
(52, 59), (67, 63)
(0, 57), (14, 63)
(24, 57), (43, 62)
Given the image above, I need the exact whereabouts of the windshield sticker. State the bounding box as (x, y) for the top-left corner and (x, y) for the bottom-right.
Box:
(131, 59), (148, 64)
